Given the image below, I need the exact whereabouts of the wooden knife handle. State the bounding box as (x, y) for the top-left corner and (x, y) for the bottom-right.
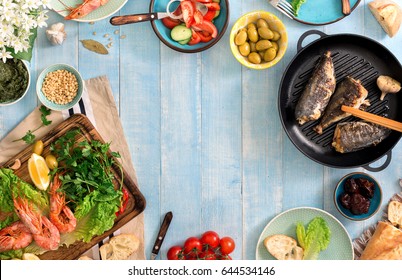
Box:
(341, 0), (351, 15)
(110, 13), (158, 25)
(151, 212), (173, 255)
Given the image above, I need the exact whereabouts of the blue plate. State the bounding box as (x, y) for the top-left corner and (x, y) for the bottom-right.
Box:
(150, 0), (229, 53)
(290, 0), (361, 25)
(334, 172), (382, 221)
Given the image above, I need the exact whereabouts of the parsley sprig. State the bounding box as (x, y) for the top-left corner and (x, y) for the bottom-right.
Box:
(50, 129), (123, 210)
(13, 106), (52, 144)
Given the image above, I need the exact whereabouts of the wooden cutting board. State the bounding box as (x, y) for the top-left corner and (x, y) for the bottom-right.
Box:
(1, 114), (146, 260)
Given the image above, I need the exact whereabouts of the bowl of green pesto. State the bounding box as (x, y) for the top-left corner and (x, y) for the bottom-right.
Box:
(0, 58), (30, 106)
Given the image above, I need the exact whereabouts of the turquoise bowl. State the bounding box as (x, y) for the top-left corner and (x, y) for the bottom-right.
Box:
(36, 64), (83, 111)
(334, 172), (382, 221)
(150, 0), (229, 53)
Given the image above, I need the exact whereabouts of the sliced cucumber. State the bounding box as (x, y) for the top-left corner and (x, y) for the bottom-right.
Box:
(212, 0), (220, 2)
(214, 10), (220, 19)
(171, 25), (192, 42)
(178, 37), (191, 45)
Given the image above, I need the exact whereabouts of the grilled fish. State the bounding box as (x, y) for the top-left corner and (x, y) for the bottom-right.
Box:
(332, 121), (390, 153)
(314, 77), (370, 134)
(295, 51), (336, 125)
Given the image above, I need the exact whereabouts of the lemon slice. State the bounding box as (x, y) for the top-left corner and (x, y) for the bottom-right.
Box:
(28, 153), (50, 191)
(22, 253), (40, 260)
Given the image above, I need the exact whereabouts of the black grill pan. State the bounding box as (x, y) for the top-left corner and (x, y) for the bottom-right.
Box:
(278, 30), (402, 171)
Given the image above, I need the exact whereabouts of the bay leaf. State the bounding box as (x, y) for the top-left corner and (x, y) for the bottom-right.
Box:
(80, 39), (109, 55)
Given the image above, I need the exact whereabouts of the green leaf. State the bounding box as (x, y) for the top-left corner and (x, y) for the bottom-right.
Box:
(22, 130), (36, 144)
(291, 0), (307, 16)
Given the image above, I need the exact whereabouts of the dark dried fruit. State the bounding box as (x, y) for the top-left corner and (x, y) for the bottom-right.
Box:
(350, 193), (371, 215)
(344, 178), (359, 194)
(357, 178), (375, 199)
(340, 193), (352, 209)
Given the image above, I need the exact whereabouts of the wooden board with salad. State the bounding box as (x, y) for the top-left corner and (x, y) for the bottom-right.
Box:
(0, 114), (146, 260)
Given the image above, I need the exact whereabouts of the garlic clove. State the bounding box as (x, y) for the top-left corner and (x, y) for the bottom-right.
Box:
(9, 159), (21, 170)
(46, 22), (67, 45)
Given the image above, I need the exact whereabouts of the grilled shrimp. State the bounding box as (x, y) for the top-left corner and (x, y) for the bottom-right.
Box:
(13, 197), (60, 251)
(0, 221), (33, 252)
(59, 0), (110, 20)
(49, 174), (76, 233)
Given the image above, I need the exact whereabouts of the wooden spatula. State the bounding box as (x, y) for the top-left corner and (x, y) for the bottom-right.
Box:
(341, 105), (402, 133)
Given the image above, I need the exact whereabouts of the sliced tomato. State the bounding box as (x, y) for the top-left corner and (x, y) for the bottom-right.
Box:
(188, 30), (201, 45)
(162, 17), (181, 29)
(193, 9), (204, 24)
(196, 0), (212, 3)
(193, 20), (218, 38)
(203, 9), (216, 21)
(196, 31), (213, 42)
(204, 2), (220, 11)
(181, 0), (195, 28)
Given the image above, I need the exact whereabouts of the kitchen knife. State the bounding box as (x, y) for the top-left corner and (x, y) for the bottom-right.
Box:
(150, 211), (173, 260)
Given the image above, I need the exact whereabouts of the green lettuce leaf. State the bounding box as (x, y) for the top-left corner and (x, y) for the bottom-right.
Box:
(296, 217), (331, 260)
(291, 0), (307, 16)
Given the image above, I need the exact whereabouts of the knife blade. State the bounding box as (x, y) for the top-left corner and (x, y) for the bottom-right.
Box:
(150, 211), (173, 260)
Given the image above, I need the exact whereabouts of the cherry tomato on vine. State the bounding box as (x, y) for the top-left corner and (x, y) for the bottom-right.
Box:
(199, 249), (217, 260)
(219, 236), (235, 255)
(167, 246), (184, 260)
(183, 237), (202, 257)
(200, 231), (220, 249)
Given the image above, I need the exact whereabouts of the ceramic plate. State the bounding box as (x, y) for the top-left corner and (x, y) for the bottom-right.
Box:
(289, 0), (361, 25)
(51, 0), (128, 22)
(256, 207), (354, 260)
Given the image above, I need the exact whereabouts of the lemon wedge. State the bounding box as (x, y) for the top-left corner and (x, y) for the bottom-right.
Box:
(22, 253), (40, 260)
(28, 153), (50, 191)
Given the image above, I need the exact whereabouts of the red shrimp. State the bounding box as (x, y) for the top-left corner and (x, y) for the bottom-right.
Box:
(58, 0), (110, 20)
(0, 221), (33, 252)
(13, 197), (60, 251)
(49, 174), (76, 233)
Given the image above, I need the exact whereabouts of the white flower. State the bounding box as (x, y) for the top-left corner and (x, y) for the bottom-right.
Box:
(0, 48), (13, 63)
(0, 0), (49, 61)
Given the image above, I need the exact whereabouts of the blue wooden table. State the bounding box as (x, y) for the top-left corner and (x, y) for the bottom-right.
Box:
(1, 0), (402, 260)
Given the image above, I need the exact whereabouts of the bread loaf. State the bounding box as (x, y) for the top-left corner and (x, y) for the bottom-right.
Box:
(388, 200), (402, 227)
(263, 234), (304, 260)
(368, 0), (402, 37)
(360, 221), (402, 260)
(99, 234), (140, 260)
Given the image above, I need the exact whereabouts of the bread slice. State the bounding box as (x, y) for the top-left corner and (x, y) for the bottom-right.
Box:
(99, 234), (140, 260)
(264, 234), (304, 260)
(388, 201), (402, 227)
(369, 0), (402, 37)
(360, 221), (402, 260)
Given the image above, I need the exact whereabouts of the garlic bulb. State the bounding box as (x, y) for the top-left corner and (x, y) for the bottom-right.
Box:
(46, 23), (67, 45)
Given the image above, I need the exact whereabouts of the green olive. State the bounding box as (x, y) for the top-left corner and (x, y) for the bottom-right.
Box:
(248, 52), (261, 64)
(32, 140), (44, 155)
(247, 23), (257, 30)
(235, 30), (247, 46)
(264, 47), (277, 62)
(258, 27), (274, 40)
(247, 28), (259, 43)
(255, 39), (272, 51)
(238, 42), (251, 56)
(272, 31), (281, 41)
(256, 18), (269, 28)
(271, 41), (279, 52)
(249, 42), (256, 52)
(45, 154), (58, 170)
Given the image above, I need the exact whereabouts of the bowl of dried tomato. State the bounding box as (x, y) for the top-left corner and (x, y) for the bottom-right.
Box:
(334, 172), (382, 221)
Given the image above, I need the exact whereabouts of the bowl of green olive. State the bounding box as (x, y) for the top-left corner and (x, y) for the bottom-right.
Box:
(230, 10), (288, 70)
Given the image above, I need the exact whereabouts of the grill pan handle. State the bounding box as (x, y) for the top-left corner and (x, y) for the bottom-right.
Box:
(297, 30), (327, 52)
(362, 151), (392, 172)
